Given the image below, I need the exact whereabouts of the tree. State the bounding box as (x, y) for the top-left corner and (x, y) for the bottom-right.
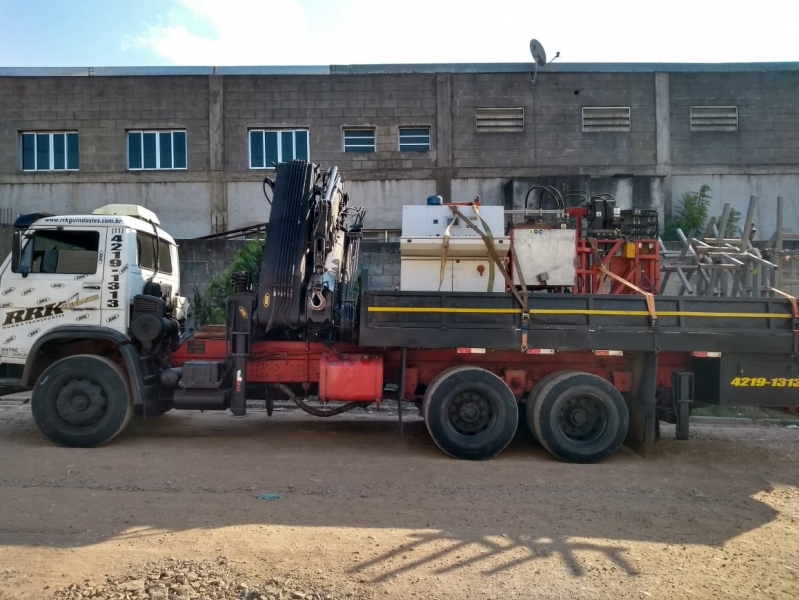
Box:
(192, 238), (264, 326)
(663, 185), (712, 241)
(723, 207), (742, 239)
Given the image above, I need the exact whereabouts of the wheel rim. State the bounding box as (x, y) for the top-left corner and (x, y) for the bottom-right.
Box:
(55, 379), (108, 427)
(556, 393), (608, 446)
(447, 390), (496, 437)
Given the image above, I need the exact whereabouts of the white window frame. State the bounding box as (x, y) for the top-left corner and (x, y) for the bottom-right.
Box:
(398, 127), (431, 152)
(248, 129), (310, 169)
(127, 130), (187, 171)
(21, 131), (79, 171)
(343, 128), (376, 153)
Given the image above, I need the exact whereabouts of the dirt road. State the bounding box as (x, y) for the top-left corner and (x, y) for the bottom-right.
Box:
(0, 402), (797, 600)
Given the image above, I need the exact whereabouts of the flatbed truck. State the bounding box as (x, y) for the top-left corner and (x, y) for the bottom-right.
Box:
(2, 161), (798, 462)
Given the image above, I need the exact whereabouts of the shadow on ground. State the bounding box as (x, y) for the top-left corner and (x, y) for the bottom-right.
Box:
(0, 406), (796, 582)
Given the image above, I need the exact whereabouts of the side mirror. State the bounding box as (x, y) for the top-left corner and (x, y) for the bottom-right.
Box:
(11, 231), (31, 277)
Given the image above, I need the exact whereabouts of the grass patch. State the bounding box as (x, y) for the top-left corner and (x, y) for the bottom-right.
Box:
(693, 405), (799, 422)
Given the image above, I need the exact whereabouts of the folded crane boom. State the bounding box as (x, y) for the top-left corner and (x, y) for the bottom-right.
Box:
(255, 161), (363, 341)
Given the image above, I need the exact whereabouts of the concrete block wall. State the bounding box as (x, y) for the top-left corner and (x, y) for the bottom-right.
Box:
(0, 76), (210, 174)
(670, 72), (799, 166)
(177, 238), (249, 298)
(359, 242), (401, 291)
(451, 72), (656, 170)
(1, 64), (798, 244)
(0, 76), (212, 238)
(0, 225), (11, 260)
(224, 74), (438, 173)
(176, 238), (400, 299)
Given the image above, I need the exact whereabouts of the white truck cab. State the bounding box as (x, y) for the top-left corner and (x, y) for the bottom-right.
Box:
(0, 205), (190, 394)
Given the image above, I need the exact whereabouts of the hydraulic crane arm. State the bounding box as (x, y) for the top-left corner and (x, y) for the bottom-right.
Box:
(255, 161), (364, 342)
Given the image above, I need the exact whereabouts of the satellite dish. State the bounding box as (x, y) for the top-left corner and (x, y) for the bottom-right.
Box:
(529, 39), (547, 67)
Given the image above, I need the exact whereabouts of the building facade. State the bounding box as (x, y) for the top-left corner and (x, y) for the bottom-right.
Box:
(1, 62), (798, 240)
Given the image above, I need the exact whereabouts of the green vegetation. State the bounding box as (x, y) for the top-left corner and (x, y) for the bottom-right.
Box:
(192, 239), (264, 326)
(692, 405), (799, 423)
(723, 207), (742, 239)
(663, 185), (712, 241)
(663, 185), (745, 241)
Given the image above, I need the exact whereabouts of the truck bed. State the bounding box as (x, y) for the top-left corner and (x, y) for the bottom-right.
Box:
(359, 280), (798, 356)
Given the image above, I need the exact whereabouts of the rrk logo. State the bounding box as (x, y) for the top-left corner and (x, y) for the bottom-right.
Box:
(2, 288), (14, 296)
(106, 314), (120, 323)
(2, 335), (15, 344)
(76, 313), (90, 322)
(51, 283), (65, 289)
(36, 297), (51, 305)
(20, 288), (34, 296)
(3, 303), (64, 326)
(28, 328), (41, 337)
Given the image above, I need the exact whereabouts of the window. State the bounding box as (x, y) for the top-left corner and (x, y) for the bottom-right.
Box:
(399, 127), (430, 152)
(15, 230), (99, 275)
(690, 106), (738, 132)
(343, 128), (376, 153)
(128, 130), (187, 170)
(21, 132), (79, 171)
(475, 108), (524, 133)
(136, 232), (174, 274)
(582, 107), (631, 132)
(249, 129), (309, 169)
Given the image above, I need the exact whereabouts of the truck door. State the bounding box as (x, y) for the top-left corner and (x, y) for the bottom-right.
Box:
(0, 227), (106, 359)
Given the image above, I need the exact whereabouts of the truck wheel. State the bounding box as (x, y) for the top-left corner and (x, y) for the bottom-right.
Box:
(525, 370), (571, 443)
(423, 366), (518, 460)
(531, 371), (628, 463)
(31, 355), (133, 448)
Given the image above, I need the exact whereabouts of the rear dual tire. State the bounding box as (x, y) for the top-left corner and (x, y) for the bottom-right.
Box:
(526, 371), (628, 463)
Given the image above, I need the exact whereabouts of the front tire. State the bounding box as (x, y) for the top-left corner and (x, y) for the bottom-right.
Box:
(531, 371), (628, 463)
(423, 366), (518, 460)
(31, 354), (133, 447)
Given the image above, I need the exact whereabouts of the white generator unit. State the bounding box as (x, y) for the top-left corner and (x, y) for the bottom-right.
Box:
(400, 203), (508, 292)
(510, 226), (576, 287)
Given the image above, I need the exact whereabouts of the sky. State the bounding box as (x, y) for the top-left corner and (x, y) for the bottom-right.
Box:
(0, 0), (797, 68)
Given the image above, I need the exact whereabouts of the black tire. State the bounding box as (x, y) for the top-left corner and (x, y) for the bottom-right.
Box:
(31, 354), (133, 447)
(525, 370), (572, 443)
(422, 366), (518, 460)
(531, 371), (628, 463)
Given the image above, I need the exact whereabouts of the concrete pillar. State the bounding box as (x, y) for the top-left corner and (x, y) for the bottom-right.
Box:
(435, 73), (453, 202)
(655, 72), (672, 218)
(208, 74), (227, 233)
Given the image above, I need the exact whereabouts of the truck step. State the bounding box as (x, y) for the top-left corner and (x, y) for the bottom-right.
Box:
(173, 361), (229, 411)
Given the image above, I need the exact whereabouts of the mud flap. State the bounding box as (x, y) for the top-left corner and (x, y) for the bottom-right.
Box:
(624, 351), (659, 448)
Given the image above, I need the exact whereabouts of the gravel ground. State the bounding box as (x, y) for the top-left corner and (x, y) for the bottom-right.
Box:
(47, 556), (349, 600)
(0, 402), (798, 600)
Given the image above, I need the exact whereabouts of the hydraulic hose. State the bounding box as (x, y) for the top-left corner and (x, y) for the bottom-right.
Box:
(273, 383), (362, 417)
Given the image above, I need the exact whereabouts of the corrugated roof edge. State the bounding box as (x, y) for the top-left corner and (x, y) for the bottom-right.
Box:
(1, 62), (799, 77)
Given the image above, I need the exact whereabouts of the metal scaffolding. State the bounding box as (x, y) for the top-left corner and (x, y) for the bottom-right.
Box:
(659, 195), (779, 297)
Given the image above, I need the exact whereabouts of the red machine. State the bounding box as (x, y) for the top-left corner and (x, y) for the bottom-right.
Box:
(507, 187), (660, 295)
